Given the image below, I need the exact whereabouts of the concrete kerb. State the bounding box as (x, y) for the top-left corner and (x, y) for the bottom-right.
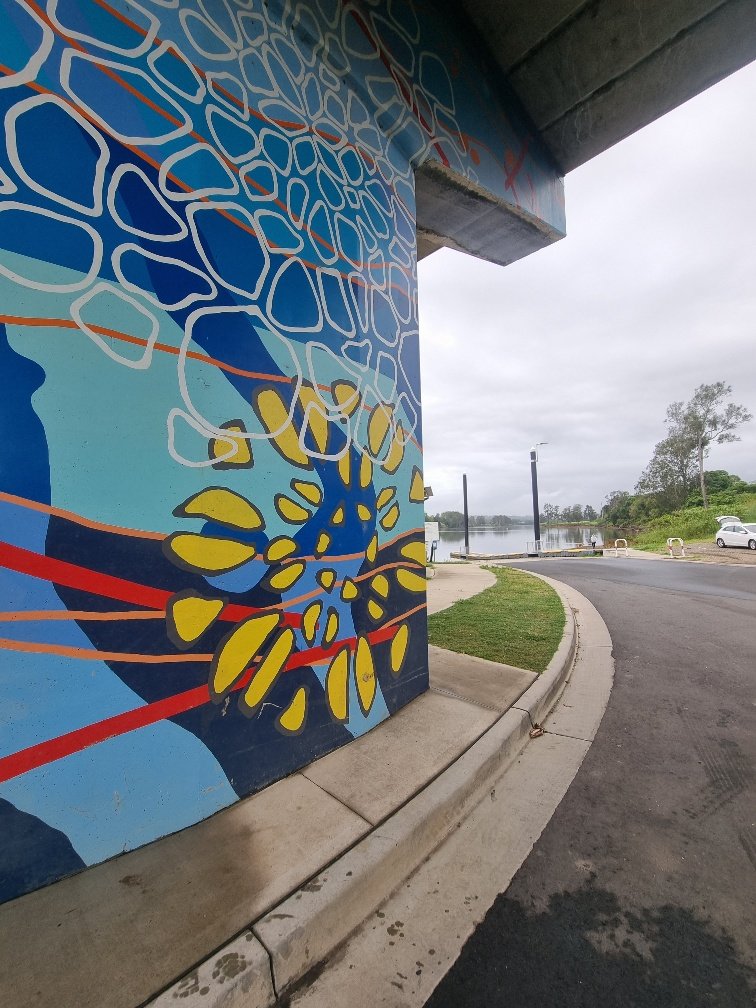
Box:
(512, 576), (577, 728)
(149, 573), (579, 1008)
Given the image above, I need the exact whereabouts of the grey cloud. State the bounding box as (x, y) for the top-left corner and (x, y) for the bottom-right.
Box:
(418, 60), (756, 517)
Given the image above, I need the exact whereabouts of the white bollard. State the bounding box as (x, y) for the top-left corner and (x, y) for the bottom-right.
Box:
(667, 537), (686, 558)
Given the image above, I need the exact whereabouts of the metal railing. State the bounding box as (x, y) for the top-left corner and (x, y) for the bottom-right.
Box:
(606, 538), (628, 557)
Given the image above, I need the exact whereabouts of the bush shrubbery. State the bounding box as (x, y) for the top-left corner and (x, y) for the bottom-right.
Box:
(632, 491), (756, 551)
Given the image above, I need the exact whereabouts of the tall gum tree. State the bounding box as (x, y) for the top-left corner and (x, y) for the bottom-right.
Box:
(669, 383), (753, 509)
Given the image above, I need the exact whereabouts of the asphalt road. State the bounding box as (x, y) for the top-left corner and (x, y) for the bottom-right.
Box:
(425, 559), (756, 1008)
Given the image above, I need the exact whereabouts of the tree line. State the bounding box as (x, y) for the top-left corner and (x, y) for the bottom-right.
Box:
(602, 382), (753, 526)
(425, 511), (515, 530)
(540, 503), (598, 524)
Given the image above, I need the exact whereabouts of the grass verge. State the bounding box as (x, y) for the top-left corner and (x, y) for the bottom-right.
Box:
(632, 492), (756, 551)
(427, 566), (565, 674)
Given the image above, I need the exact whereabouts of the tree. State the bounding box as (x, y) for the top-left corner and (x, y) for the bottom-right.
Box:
(437, 510), (465, 529)
(583, 504), (597, 522)
(634, 427), (698, 513)
(669, 383), (752, 509)
(541, 503), (559, 525)
(602, 490), (632, 525)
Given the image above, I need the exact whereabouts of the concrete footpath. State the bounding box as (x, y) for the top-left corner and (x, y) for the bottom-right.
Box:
(0, 564), (612, 1008)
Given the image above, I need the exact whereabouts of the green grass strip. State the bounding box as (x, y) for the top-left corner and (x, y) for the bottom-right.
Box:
(428, 566), (565, 674)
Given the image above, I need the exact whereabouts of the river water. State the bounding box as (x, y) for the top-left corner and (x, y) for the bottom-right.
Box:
(432, 525), (605, 561)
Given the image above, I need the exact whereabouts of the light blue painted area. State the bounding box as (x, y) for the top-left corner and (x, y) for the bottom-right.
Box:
(1, 258), (290, 537)
(1, 728), (237, 866)
(0, 504), (238, 863)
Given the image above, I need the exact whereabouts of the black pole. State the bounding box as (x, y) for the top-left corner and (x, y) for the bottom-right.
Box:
(530, 450), (541, 546)
(462, 473), (470, 556)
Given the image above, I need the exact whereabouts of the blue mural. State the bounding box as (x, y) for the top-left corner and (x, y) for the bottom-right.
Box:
(0, 0), (563, 904)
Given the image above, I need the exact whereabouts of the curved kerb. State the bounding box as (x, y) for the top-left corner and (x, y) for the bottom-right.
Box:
(149, 575), (579, 1007)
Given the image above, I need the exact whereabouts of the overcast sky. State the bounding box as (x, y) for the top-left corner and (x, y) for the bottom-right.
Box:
(418, 59), (756, 518)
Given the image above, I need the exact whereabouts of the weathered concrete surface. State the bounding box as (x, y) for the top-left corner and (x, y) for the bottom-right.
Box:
(426, 563), (496, 615)
(254, 706), (534, 996)
(457, 0), (756, 172)
(429, 645), (536, 713)
(286, 593), (614, 1008)
(302, 690), (499, 825)
(0, 775), (369, 1008)
(415, 159), (564, 268)
(149, 931), (274, 1008)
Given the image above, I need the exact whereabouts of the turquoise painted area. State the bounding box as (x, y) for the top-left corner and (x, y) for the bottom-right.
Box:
(2, 258), (288, 536)
(0, 505), (237, 865)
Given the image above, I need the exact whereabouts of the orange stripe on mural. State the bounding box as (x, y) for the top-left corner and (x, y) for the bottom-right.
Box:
(0, 609), (166, 622)
(0, 637), (211, 663)
(0, 489), (165, 542)
(0, 617), (418, 782)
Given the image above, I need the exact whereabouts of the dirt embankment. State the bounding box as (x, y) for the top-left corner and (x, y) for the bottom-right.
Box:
(669, 542), (756, 565)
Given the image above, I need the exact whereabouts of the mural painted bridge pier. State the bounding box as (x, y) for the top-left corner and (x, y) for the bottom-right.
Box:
(0, 0), (565, 909)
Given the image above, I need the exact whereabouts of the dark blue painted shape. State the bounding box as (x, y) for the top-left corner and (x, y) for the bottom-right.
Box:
(0, 798), (86, 904)
(0, 323), (50, 504)
(45, 517), (352, 798)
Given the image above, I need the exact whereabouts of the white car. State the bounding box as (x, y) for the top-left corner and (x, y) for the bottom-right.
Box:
(715, 522), (756, 550)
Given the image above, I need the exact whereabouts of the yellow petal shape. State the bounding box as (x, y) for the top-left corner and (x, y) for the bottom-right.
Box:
(359, 453), (373, 488)
(330, 505), (345, 525)
(341, 578), (359, 601)
(326, 647), (350, 722)
(355, 636), (376, 715)
(275, 495), (312, 524)
(267, 561), (306, 592)
(367, 599), (384, 621)
(382, 427), (404, 474)
(323, 608), (339, 646)
(255, 388), (310, 467)
(265, 537), (298, 563)
(376, 486), (396, 511)
(317, 569), (336, 592)
(210, 613), (280, 697)
(241, 628), (295, 712)
(278, 687), (307, 733)
(409, 467), (425, 502)
(400, 540), (426, 565)
(368, 403), (393, 456)
(380, 503), (400, 531)
(332, 381), (360, 416)
(371, 574), (389, 597)
(291, 479), (322, 505)
(390, 623), (410, 675)
(396, 568), (426, 593)
(167, 533), (256, 574)
(168, 593), (224, 647)
(337, 450), (351, 487)
(175, 487), (264, 531)
(357, 503), (372, 521)
(366, 534), (378, 563)
(315, 531), (331, 557)
(299, 386), (330, 454)
(210, 423), (252, 468)
(302, 600), (322, 645)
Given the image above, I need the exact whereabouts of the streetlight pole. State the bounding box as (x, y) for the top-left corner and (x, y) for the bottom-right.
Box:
(462, 473), (470, 556)
(530, 443), (547, 550)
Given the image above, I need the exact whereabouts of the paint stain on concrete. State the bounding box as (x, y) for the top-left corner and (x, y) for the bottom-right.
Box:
(212, 952), (247, 983)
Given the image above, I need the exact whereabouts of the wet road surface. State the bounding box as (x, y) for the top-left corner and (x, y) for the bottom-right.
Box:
(425, 559), (756, 1008)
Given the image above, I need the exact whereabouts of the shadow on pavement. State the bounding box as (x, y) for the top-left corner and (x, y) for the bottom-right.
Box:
(425, 879), (755, 1008)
